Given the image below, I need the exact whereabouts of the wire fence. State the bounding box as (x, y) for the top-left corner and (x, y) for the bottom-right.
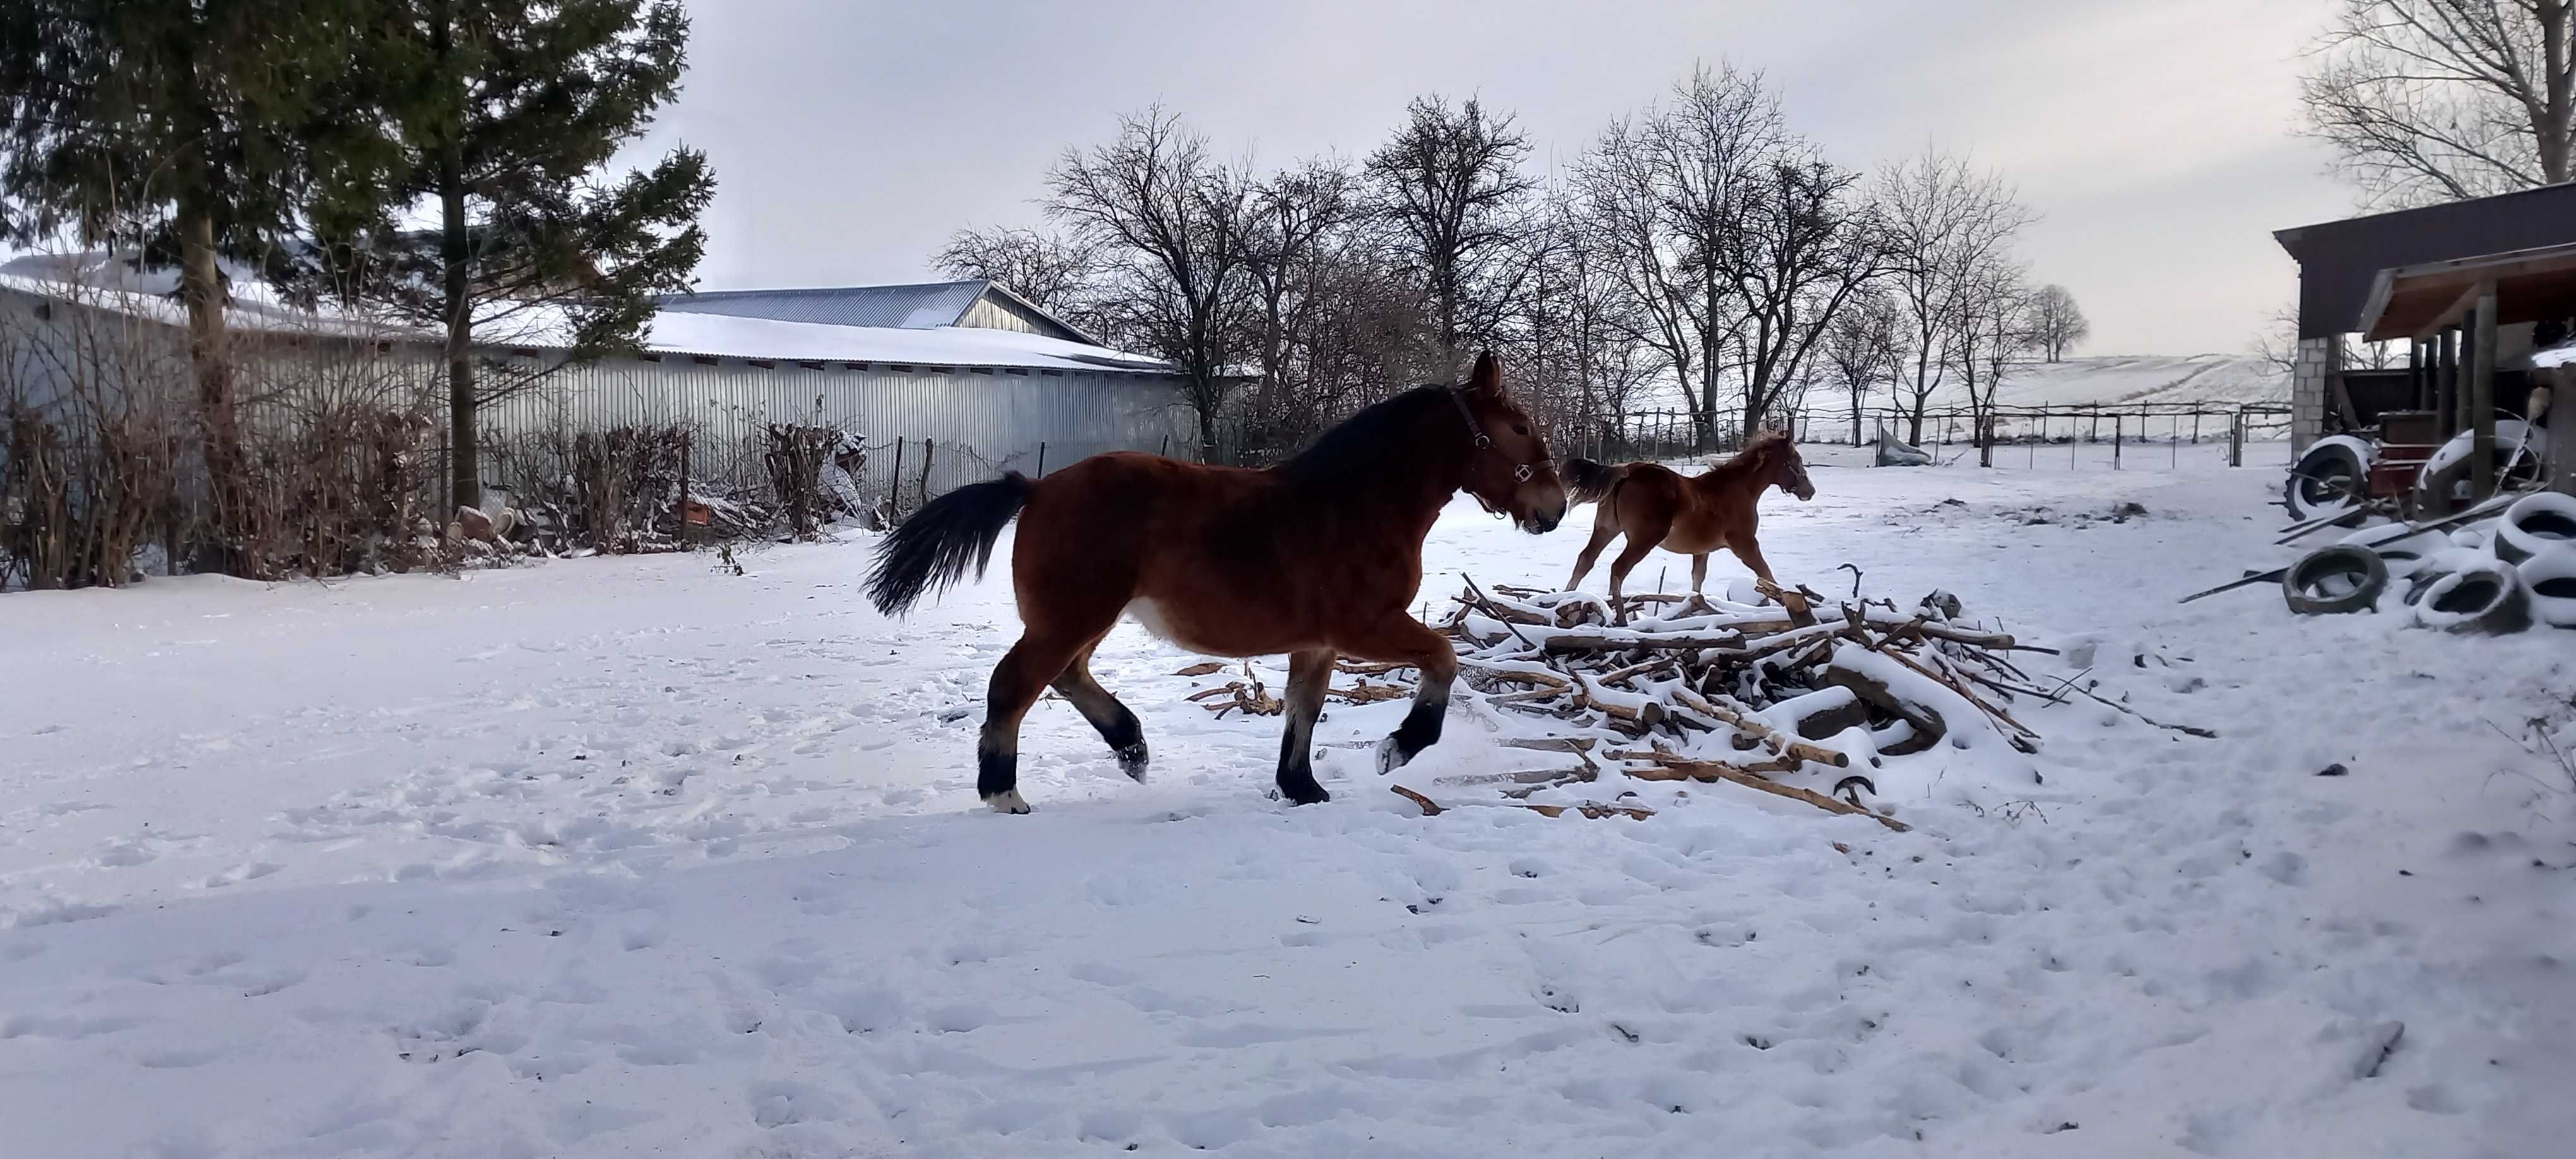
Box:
(1592, 401), (2297, 470)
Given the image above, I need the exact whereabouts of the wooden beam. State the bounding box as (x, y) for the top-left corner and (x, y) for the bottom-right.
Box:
(2472, 282), (2498, 501)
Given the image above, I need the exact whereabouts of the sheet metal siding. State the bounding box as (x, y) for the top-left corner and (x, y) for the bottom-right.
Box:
(477, 354), (1196, 501)
(958, 296), (1079, 341)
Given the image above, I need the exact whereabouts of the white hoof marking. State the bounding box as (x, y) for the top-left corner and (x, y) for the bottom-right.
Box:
(985, 790), (1032, 814)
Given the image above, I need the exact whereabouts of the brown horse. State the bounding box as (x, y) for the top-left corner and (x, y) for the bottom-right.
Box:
(1560, 432), (1815, 617)
(865, 353), (1567, 812)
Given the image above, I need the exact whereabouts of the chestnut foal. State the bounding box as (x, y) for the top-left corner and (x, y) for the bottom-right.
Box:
(1561, 431), (1815, 618)
(866, 353), (1567, 812)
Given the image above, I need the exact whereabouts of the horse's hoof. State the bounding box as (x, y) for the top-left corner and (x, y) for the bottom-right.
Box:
(1116, 742), (1150, 782)
(984, 790), (1032, 814)
(1282, 783), (1332, 806)
(1374, 735), (1414, 774)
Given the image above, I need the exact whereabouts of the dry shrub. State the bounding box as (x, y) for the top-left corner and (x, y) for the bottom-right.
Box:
(572, 425), (690, 552)
(764, 422), (848, 539)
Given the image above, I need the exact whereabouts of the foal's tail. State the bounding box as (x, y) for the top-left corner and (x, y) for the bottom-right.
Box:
(866, 473), (1034, 616)
(1563, 457), (1625, 505)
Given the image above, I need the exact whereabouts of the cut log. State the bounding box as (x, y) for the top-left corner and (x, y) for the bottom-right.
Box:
(1817, 665), (1947, 756)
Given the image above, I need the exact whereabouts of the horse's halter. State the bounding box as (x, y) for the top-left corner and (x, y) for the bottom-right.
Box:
(1445, 384), (1546, 516)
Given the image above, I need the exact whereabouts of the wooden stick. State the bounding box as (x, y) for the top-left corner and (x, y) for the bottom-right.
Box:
(1389, 784), (1652, 820)
(1620, 759), (1909, 832)
(1390, 785), (1444, 815)
(1667, 686), (1851, 768)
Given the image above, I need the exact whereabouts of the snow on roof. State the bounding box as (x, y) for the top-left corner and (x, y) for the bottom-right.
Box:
(633, 309), (1169, 372)
(0, 253), (1170, 374)
(658, 281), (993, 330)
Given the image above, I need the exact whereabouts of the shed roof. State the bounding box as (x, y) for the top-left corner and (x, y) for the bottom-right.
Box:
(2358, 241), (2576, 341)
(2274, 183), (2576, 338)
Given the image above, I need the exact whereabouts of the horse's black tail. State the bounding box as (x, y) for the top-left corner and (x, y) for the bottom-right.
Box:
(1563, 457), (1624, 504)
(866, 472), (1035, 617)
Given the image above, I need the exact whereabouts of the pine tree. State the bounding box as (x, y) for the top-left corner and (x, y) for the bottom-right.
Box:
(294, 0), (715, 513)
(0, 0), (381, 574)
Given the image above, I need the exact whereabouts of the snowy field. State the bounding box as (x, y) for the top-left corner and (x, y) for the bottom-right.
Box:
(4, 455), (2573, 1158)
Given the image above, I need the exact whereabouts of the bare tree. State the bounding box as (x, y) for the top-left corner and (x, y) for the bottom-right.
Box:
(1573, 64), (1787, 448)
(2028, 283), (2089, 362)
(1823, 287), (1902, 446)
(1515, 191), (1659, 455)
(1948, 261), (2037, 467)
(933, 226), (1111, 336)
(1046, 108), (1261, 461)
(1731, 153), (1891, 439)
(2301, 0), (2576, 205)
(1365, 95), (1539, 364)
(1876, 147), (2036, 445)
(1243, 157), (1359, 438)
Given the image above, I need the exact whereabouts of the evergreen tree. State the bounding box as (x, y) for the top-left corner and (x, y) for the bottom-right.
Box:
(0, 0), (381, 574)
(294, 0), (714, 513)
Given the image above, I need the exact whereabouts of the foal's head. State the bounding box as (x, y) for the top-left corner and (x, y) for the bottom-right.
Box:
(1449, 352), (1568, 534)
(1745, 430), (1816, 501)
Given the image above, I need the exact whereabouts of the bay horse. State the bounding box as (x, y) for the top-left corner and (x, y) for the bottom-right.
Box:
(865, 353), (1567, 813)
(1561, 431), (1815, 619)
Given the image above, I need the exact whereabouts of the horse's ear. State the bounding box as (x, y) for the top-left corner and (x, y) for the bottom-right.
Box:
(1467, 350), (1503, 397)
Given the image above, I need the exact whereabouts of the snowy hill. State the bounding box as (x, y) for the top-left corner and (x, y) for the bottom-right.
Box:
(1985, 354), (2287, 408)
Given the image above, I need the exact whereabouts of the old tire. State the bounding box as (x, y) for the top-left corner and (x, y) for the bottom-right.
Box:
(2286, 441), (2368, 523)
(2495, 491), (2576, 564)
(2411, 561), (2531, 633)
(2281, 545), (2388, 615)
(2337, 525), (2450, 576)
(2515, 547), (2576, 628)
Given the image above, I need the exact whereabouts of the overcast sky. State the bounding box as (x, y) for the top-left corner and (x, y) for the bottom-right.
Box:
(641, 0), (2356, 357)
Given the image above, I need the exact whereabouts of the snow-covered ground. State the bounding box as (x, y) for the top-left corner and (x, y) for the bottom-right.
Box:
(4, 455), (2572, 1158)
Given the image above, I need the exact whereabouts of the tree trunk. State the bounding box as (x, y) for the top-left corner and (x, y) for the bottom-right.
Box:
(2546, 1), (2573, 184)
(176, 193), (251, 576)
(436, 9), (479, 516)
(441, 158), (477, 515)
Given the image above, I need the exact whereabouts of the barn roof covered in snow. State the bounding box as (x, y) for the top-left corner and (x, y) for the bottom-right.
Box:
(658, 280), (1100, 346)
(0, 256), (1167, 375)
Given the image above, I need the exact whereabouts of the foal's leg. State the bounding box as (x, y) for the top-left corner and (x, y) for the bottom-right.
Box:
(979, 633), (1083, 814)
(1727, 533), (1780, 588)
(1604, 532), (1662, 626)
(1052, 643), (1148, 782)
(1565, 509), (1621, 592)
(1690, 553), (1709, 595)
(1339, 618), (1460, 774)
(1274, 647), (1336, 805)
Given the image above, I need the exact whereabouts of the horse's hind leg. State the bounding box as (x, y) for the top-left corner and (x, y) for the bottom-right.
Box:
(1339, 617), (1459, 774)
(1566, 517), (1619, 592)
(1052, 643), (1148, 781)
(1604, 532), (1662, 626)
(1691, 553), (1709, 595)
(1274, 647), (1335, 805)
(979, 632), (1084, 813)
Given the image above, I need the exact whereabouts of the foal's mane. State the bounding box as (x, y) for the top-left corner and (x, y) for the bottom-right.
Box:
(1708, 429), (1795, 482)
(1272, 386), (1452, 484)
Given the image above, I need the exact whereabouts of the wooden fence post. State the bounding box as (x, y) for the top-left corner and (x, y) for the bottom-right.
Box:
(1035, 441), (1047, 478)
(889, 437), (905, 516)
(2113, 414), (2123, 470)
(918, 438), (936, 510)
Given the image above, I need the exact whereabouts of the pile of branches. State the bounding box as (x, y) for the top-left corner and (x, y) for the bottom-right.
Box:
(1386, 576), (2150, 828)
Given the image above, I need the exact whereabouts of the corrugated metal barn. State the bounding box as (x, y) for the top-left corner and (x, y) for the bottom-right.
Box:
(1, 266), (1198, 509)
(479, 280), (1197, 503)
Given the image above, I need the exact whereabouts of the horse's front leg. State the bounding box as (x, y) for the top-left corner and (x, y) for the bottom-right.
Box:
(1274, 647), (1335, 805)
(1339, 617), (1459, 774)
(1728, 533), (1779, 588)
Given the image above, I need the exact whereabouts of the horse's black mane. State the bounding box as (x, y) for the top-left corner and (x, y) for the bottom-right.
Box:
(1271, 385), (1453, 482)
